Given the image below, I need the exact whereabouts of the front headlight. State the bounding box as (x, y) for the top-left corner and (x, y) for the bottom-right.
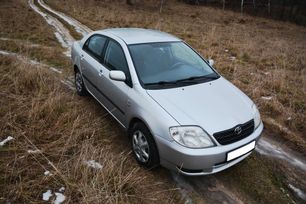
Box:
(169, 126), (214, 148)
(252, 104), (261, 129)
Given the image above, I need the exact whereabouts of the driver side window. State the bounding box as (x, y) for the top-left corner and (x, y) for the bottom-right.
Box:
(104, 40), (132, 86)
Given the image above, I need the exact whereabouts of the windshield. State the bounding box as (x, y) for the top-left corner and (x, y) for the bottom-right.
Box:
(129, 42), (219, 88)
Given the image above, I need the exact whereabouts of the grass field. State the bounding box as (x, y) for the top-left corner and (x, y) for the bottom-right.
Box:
(45, 0), (306, 153)
(0, 0), (305, 203)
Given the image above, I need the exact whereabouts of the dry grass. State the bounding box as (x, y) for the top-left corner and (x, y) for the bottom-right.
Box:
(0, 0), (58, 46)
(1, 0), (306, 203)
(0, 0), (182, 203)
(0, 55), (181, 203)
(46, 0), (306, 153)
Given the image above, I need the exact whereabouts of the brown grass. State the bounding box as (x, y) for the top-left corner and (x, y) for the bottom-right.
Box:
(46, 0), (306, 153)
(0, 0), (182, 203)
(0, 55), (181, 203)
(1, 0), (306, 203)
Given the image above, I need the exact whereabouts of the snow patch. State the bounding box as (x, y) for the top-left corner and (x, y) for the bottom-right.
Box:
(54, 32), (70, 49)
(44, 170), (53, 176)
(43, 190), (52, 201)
(289, 184), (306, 201)
(0, 37), (45, 48)
(59, 187), (65, 192)
(38, 0), (92, 36)
(0, 49), (62, 76)
(256, 138), (306, 171)
(60, 79), (75, 91)
(42, 189), (66, 203)
(261, 96), (273, 100)
(0, 50), (11, 55)
(27, 149), (41, 154)
(0, 136), (14, 146)
(63, 50), (71, 57)
(54, 192), (66, 204)
(50, 67), (62, 74)
(28, 0), (73, 55)
(229, 56), (236, 61)
(84, 160), (103, 169)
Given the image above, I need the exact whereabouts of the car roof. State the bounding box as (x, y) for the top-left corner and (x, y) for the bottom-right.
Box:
(98, 28), (181, 45)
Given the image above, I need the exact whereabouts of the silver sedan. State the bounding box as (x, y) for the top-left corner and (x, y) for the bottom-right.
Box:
(71, 28), (263, 176)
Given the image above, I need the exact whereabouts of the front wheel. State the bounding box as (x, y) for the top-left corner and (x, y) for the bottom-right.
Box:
(130, 122), (159, 168)
(75, 69), (88, 96)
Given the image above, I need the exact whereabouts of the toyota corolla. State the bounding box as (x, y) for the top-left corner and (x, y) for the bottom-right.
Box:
(71, 28), (263, 175)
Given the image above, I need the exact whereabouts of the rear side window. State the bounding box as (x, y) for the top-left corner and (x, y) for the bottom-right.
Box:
(84, 35), (107, 59)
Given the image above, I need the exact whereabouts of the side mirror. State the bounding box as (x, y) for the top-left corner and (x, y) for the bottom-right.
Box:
(109, 70), (126, 82)
(208, 59), (214, 66)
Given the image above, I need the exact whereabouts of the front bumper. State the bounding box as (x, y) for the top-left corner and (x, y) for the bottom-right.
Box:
(155, 122), (264, 176)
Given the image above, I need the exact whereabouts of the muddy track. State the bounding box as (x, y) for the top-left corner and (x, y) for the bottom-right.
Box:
(37, 0), (92, 36)
(28, 0), (73, 57)
(26, 0), (306, 203)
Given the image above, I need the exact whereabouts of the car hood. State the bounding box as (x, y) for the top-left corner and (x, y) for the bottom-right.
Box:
(146, 77), (254, 135)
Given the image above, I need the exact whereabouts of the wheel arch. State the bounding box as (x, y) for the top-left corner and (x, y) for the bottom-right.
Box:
(128, 117), (147, 135)
(128, 117), (161, 166)
(74, 64), (79, 73)
(128, 117), (158, 146)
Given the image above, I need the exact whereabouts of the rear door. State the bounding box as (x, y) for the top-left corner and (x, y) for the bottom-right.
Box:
(80, 34), (107, 102)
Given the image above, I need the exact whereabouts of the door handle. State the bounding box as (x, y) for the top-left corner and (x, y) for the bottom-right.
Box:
(98, 69), (103, 77)
(80, 54), (84, 60)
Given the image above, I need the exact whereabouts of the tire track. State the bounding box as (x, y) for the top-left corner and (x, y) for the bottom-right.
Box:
(28, 0), (74, 57)
(256, 137), (306, 172)
(0, 50), (74, 91)
(37, 0), (92, 36)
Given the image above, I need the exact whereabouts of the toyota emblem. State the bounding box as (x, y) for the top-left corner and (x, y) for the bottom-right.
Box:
(234, 126), (242, 135)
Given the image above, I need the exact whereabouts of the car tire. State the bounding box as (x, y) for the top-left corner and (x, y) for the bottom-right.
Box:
(75, 69), (88, 96)
(129, 122), (159, 169)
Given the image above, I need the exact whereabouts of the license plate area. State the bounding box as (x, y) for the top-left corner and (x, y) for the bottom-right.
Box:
(227, 141), (255, 161)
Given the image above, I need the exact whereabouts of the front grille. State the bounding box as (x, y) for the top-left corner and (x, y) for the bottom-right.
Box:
(213, 119), (254, 145)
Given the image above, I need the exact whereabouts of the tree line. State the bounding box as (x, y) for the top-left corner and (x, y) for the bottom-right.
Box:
(186, 0), (306, 25)
(126, 0), (306, 25)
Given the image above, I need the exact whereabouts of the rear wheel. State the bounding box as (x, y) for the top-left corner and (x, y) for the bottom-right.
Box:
(130, 122), (159, 168)
(75, 69), (87, 96)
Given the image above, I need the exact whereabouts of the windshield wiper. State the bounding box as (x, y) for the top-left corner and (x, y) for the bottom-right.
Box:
(176, 75), (219, 83)
(144, 81), (178, 86)
(144, 75), (219, 87)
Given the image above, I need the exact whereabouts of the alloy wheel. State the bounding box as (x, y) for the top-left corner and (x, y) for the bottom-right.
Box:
(132, 130), (150, 163)
(75, 72), (83, 92)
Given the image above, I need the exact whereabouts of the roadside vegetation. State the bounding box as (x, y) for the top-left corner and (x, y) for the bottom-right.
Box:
(0, 0), (181, 203)
(1, 0), (305, 203)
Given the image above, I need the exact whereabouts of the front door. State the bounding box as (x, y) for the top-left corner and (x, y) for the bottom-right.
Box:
(97, 39), (132, 127)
